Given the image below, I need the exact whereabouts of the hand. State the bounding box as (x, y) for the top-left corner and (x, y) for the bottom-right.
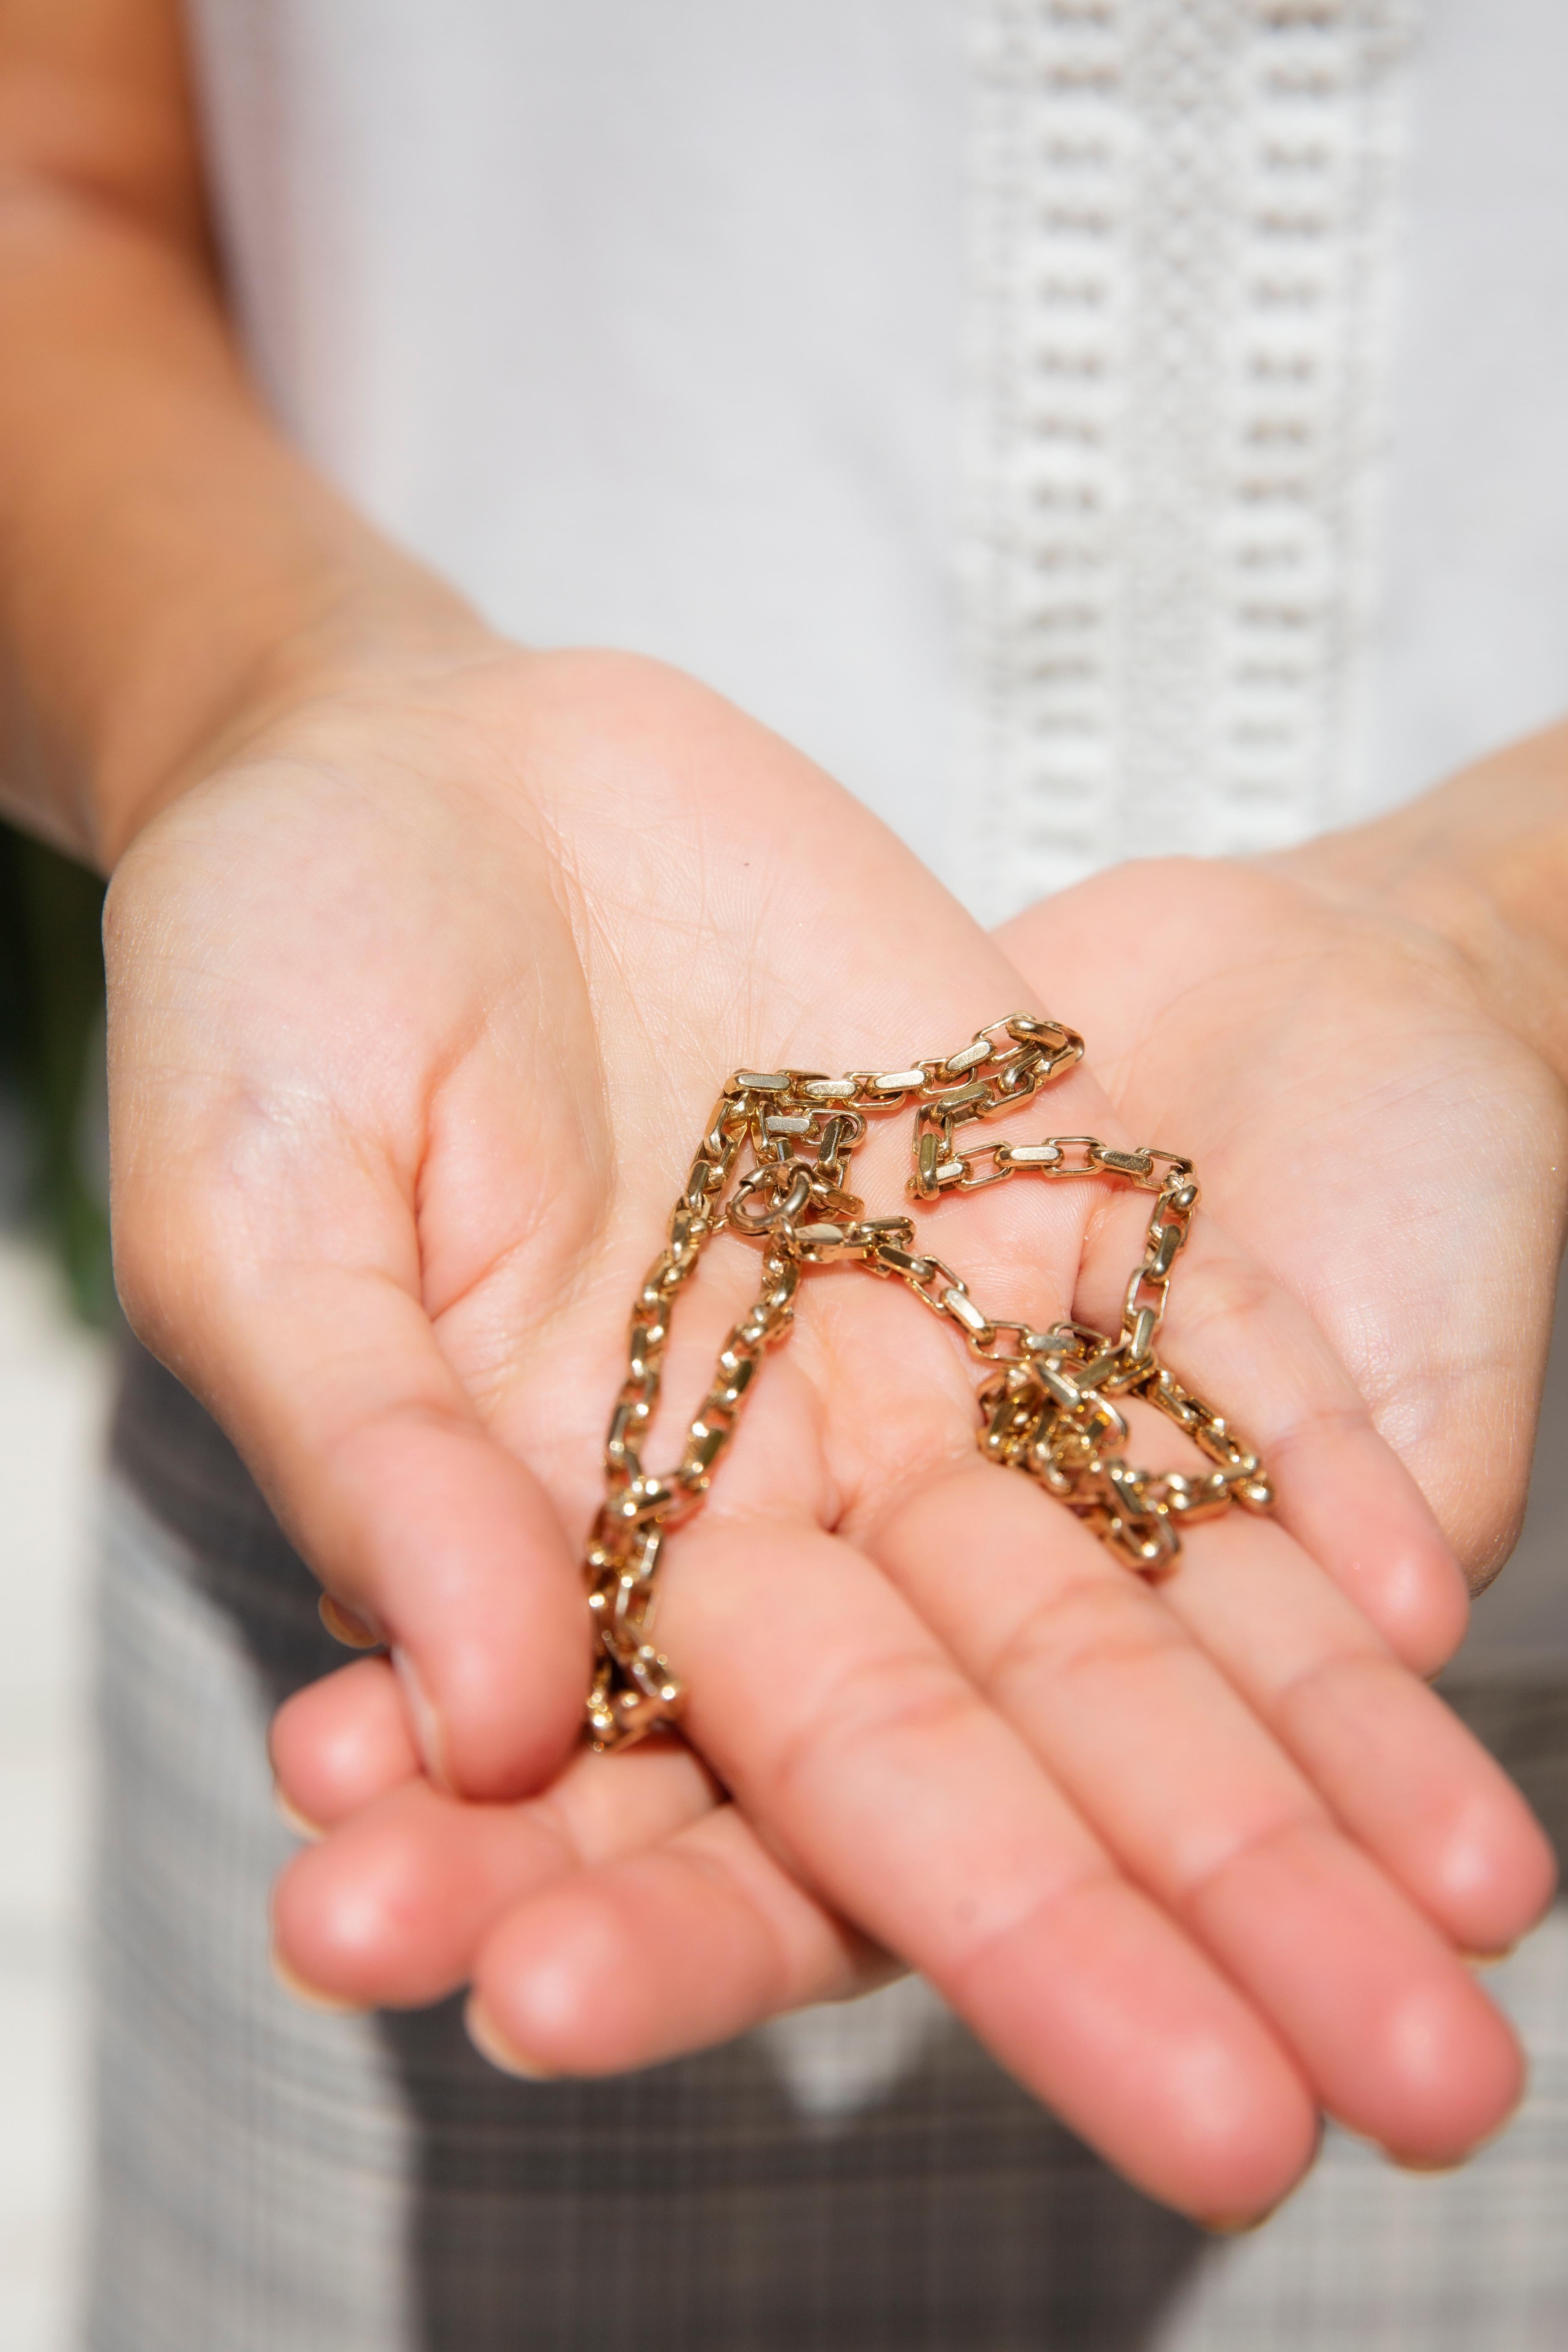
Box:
(121, 636), (1549, 2216)
(998, 735), (1568, 1588)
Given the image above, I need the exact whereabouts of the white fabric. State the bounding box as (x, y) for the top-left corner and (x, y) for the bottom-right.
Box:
(962, 0), (1416, 910)
(1371, 0), (1568, 810)
(187, 0), (970, 885)
(185, 0), (1568, 905)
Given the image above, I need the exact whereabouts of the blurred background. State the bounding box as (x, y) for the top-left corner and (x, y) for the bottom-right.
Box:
(0, 824), (113, 2350)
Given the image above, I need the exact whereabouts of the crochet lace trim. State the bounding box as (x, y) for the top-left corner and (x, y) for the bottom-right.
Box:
(959, 0), (1418, 916)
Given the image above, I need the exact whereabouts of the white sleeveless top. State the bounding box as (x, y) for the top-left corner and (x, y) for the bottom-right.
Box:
(182, 0), (1568, 1665)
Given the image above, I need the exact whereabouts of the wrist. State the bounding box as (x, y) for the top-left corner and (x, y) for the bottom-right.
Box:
(87, 540), (491, 868)
(1269, 721), (1568, 1085)
(87, 546), (503, 870)
(0, 163), (492, 870)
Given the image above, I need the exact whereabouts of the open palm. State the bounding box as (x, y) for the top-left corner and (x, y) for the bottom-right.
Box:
(1000, 831), (1568, 1587)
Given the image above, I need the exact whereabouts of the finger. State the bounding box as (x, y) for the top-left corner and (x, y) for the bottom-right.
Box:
(1071, 1195), (1471, 1672)
(270, 1657), (420, 1833)
(468, 1804), (890, 2079)
(1144, 1508), (1558, 1959)
(117, 1162), (590, 1801)
(659, 1511), (1320, 2222)
(811, 1180), (1543, 1956)
(272, 1687), (894, 2057)
(271, 1741), (717, 2008)
(867, 1461), (1524, 2162)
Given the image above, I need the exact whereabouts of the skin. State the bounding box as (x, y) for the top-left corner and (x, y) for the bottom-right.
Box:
(1, 0), (1564, 2228)
(1003, 763), (1568, 1591)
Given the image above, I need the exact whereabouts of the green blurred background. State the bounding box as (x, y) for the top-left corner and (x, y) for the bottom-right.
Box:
(0, 817), (113, 1323)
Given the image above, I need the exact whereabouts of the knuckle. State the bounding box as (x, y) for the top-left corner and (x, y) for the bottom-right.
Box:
(983, 1572), (1181, 1702)
(768, 1652), (985, 1807)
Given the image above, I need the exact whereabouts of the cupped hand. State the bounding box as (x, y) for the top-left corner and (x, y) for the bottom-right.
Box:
(110, 641), (1550, 2217)
(998, 753), (1568, 1589)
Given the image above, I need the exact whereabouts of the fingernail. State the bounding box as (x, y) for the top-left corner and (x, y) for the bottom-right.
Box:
(270, 1945), (368, 2016)
(319, 1594), (383, 1650)
(1381, 2075), (1528, 2176)
(1462, 1945), (1516, 1970)
(273, 1783), (323, 1842)
(1198, 2114), (1323, 2234)
(392, 1646), (451, 1790)
(465, 1995), (554, 2080)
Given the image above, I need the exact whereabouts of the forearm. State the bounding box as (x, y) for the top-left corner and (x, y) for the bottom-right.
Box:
(0, 7), (469, 868)
(1278, 721), (1568, 1086)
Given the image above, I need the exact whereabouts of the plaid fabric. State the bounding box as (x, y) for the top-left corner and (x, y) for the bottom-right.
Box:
(85, 1343), (1568, 2351)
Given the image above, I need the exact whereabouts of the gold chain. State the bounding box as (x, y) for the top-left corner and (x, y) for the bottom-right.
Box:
(584, 1016), (1272, 1751)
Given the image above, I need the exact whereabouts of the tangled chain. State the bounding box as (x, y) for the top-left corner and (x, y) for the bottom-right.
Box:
(584, 1015), (1272, 1751)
